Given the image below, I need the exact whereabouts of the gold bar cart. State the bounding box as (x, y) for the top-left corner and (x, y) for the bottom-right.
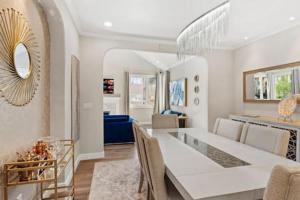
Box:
(2, 140), (75, 200)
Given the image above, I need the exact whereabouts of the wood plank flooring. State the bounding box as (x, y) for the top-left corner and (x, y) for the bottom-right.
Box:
(74, 144), (137, 200)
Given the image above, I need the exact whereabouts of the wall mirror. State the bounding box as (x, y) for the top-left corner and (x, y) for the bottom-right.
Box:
(13, 43), (32, 79)
(243, 61), (300, 103)
(0, 8), (40, 106)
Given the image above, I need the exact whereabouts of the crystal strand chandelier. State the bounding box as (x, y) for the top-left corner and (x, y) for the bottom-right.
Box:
(177, 1), (230, 60)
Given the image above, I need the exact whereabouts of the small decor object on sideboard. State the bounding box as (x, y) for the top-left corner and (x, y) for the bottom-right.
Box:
(278, 95), (297, 121)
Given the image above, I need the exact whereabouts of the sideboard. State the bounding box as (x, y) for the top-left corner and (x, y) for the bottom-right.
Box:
(230, 114), (300, 162)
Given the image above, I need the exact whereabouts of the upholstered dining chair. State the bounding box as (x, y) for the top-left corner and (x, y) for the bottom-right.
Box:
(240, 124), (290, 157)
(132, 121), (144, 193)
(263, 165), (300, 200)
(152, 114), (179, 129)
(212, 118), (244, 141)
(138, 127), (168, 200)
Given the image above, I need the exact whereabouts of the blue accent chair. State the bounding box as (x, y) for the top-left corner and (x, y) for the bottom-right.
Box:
(104, 115), (135, 144)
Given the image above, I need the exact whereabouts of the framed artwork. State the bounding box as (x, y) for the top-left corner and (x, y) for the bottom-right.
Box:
(71, 55), (80, 141)
(103, 78), (114, 94)
(170, 78), (187, 106)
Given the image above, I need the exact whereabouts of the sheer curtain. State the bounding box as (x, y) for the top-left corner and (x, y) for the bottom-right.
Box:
(124, 72), (130, 115)
(153, 71), (170, 114)
(292, 68), (300, 94)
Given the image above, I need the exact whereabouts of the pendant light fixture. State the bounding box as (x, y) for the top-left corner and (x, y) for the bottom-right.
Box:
(177, 1), (230, 59)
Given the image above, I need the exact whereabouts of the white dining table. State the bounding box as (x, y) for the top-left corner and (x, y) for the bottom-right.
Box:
(147, 128), (300, 200)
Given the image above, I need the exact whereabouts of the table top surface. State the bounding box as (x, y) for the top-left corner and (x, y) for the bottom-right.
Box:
(147, 128), (300, 200)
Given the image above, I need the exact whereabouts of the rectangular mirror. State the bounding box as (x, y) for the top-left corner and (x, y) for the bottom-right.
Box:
(243, 61), (300, 103)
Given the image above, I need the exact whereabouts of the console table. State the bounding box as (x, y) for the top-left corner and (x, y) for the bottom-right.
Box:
(230, 114), (300, 162)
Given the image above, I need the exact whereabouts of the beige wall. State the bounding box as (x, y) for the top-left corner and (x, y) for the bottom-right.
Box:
(103, 49), (159, 123)
(233, 25), (300, 118)
(170, 57), (209, 130)
(206, 50), (235, 131)
(0, 0), (50, 199)
(79, 37), (177, 154)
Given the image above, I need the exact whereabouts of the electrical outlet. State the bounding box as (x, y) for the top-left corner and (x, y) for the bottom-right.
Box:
(16, 193), (23, 200)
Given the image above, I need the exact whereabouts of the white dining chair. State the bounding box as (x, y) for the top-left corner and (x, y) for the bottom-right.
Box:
(240, 124), (290, 157)
(263, 165), (300, 200)
(212, 118), (244, 141)
(152, 114), (179, 129)
(132, 121), (145, 193)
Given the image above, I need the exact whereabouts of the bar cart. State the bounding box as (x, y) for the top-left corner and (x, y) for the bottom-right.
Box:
(2, 139), (75, 200)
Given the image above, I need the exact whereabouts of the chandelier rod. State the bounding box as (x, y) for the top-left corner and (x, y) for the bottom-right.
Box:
(177, 0), (230, 37)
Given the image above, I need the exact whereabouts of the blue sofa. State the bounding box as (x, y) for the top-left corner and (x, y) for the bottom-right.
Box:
(104, 115), (135, 144)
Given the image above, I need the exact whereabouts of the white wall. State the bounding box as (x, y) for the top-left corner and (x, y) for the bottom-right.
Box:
(205, 50), (235, 131)
(233, 25), (300, 118)
(103, 49), (159, 123)
(169, 57), (208, 130)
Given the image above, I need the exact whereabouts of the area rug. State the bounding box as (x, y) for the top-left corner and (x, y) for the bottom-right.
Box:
(89, 159), (146, 200)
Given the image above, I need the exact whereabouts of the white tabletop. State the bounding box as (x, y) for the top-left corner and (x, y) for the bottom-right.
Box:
(147, 128), (300, 200)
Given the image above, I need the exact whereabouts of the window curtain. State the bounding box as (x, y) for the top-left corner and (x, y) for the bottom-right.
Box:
(124, 72), (130, 115)
(292, 68), (300, 94)
(153, 71), (170, 114)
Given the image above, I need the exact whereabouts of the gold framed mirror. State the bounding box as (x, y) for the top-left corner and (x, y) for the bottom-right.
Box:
(13, 43), (32, 79)
(243, 61), (300, 103)
(0, 8), (40, 106)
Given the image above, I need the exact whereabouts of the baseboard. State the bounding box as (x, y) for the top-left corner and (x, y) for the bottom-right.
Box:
(64, 151), (105, 186)
(77, 151), (105, 161)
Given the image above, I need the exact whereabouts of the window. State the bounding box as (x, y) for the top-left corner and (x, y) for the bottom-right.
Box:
(273, 72), (292, 99)
(129, 74), (156, 107)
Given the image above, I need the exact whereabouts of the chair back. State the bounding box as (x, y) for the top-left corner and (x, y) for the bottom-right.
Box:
(240, 124), (290, 156)
(152, 114), (179, 129)
(138, 127), (168, 200)
(264, 165), (300, 200)
(132, 121), (144, 170)
(213, 118), (244, 141)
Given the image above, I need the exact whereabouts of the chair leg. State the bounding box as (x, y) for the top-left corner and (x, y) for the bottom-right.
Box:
(138, 168), (144, 193)
(147, 184), (152, 200)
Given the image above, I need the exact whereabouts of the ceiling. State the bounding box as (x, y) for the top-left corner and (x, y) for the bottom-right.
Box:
(134, 51), (192, 70)
(63, 0), (300, 49)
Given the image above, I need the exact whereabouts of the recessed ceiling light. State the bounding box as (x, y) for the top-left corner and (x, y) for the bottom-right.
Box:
(244, 36), (249, 40)
(289, 16), (296, 21)
(104, 21), (112, 27)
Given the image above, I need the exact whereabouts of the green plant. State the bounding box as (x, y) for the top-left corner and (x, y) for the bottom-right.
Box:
(276, 75), (292, 99)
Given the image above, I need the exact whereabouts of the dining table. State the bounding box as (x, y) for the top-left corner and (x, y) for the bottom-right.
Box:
(147, 128), (300, 200)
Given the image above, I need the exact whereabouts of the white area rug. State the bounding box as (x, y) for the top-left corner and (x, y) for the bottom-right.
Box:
(89, 159), (146, 200)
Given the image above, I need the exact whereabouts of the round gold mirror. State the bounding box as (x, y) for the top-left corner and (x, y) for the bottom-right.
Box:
(13, 43), (32, 79)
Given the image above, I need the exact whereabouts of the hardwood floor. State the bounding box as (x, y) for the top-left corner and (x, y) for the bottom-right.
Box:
(74, 144), (137, 200)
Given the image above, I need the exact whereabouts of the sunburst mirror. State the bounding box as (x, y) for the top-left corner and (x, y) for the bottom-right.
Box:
(0, 8), (40, 106)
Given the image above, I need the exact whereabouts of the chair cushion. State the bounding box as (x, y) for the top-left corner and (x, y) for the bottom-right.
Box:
(263, 165), (300, 200)
(213, 118), (244, 141)
(240, 124), (290, 156)
(152, 114), (179, 129)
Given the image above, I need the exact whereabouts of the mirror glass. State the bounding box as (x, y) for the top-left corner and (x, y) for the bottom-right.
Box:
(13, 43), (31, 79)
(244, 63), (300, 102)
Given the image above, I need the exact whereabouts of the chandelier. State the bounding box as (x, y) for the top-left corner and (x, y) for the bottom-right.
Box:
(177, 1), (230, 59)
